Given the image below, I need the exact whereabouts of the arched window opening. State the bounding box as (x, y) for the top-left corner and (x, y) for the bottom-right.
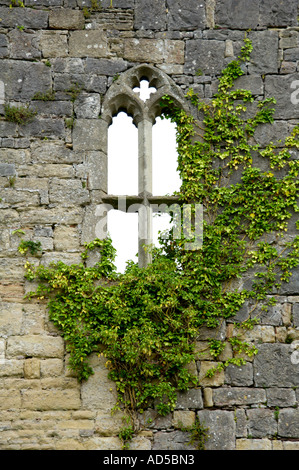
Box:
(152, 116), (181, 196)
(108, 111), (138, 195)
(107, 209), (138, 274)
(101, 65), (188, 272)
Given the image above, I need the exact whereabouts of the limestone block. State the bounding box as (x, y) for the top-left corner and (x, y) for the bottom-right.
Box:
(40, 31), (68, 58)
(175, 388), (203, 410)
(124, 39), (164, 63)
(0, 359), (24, 377)
(72, 119), (107, 152)
(85, 151), (107, 191)
(94, 410), (124, 436)
(224, 362), (253, 387)
(129, 436), (152, 450)
(53, 225), (80, 252)
(259, 0), (298, 27)
(197, 410), (235, 450)
(69, 31), (108, 58)
(74, 93), (101, 119)
(278, 409), (299, 438)
(248, 30), (279, 75)
(0, 148), (30, 165)
(0, 188), (40, 208)
(30, 100), (73, 118)
(17, 163), (74, 179)
(254, 343), (299, 388)
(0, 303), (23, 337)
(85, 58), (128, 76)
(152, 430), (197, 450)
(6, 335), (65, 359)
(212, 387), (266, 407)
(173, 410), (196, 429)
(0, 163), (15, 177)
(266, 387), (296, 408)
(236, 438), (272, 450)
(21, 389), (81, 411)
(30, 141), (82, 165)
(164, 40), (184, 64)
(81, 354), (118, 412)
(49, 9), (85, 30)
(198, 361), (224, 387)
(82, 436), (122, 450)
(40, 359), (64, 378)
(134, 0), (166, 30)
(0, 33), (8, 58)
(19, 207), (83, 225)
(41, 252), (82, 267)
(184, 39), (226, 76)
(0, 390), (21, 410)
(167, 0), (206, 30)
(246, 409), (278, 438)
(0, 7), (48, 29)
(24, 358), (40, 379)
(18, 118), (66, 139)
(49, 178), (90, 206)
(215, 0), (260, 29)
(8, 30), (41, 60)
(0, 60), (52, 101)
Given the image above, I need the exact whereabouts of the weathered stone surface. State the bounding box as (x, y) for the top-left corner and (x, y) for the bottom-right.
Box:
(8, 30), (41, 60)
(74, 93), (101, 119)
(184, 39), (226, 76)
(49, 9), (85, 30)
(265, 74), (299, 121)
(293, 303), (299, 327)
(21, 389), (81, 411)
(248, 30), (279, 74)
(152, 430), (196, 450)
(224, 363), (253, 387)
(72, 119), (107, 152)
(134, 0), (166, 30)
(213, 387), (266, 407)
(236, 438), (272, 450)
(175, 388), (204, 410)
(49, 178), (90, 206)
(259, 0), (298, 27)
(278, 409), (299, 438)
(254, 343), (299, 387)
(69, 31), (108, 58)
(197, 410), (235, 450)
(0, 163), (15, 176)
(30, 141), (82, 164)
(85, 58), (128, 76)
(246, 409), (277, 438)
(0, 302), (23, 336)
(266, 387), (296, 407)
(0, 60), (52, 101)
(6, 335), (65, 359)
(167, 0), (206, 30)
(40, 31), (68, 58)
(81, 354), (118, 411)
(0, 7), (48, 29)
(215, 0), (297, 29)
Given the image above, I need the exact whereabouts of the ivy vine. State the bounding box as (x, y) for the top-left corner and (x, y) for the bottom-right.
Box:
(24, 36), (299, 443)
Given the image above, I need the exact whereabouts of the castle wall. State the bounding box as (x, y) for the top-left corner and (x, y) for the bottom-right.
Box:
(1, 0), (299, 450)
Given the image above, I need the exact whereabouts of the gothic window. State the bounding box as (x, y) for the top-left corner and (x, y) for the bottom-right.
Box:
(100, 65), (187, 272)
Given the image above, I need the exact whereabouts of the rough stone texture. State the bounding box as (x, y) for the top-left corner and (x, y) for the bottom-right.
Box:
(0, 0), (299, 452)
(197, 410), (236, 450)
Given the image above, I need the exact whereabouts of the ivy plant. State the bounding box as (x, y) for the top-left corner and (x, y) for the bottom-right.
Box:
(24, 36), (299, 435)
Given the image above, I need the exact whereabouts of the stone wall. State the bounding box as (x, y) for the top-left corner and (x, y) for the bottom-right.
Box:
(1, 0), (299, 450)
